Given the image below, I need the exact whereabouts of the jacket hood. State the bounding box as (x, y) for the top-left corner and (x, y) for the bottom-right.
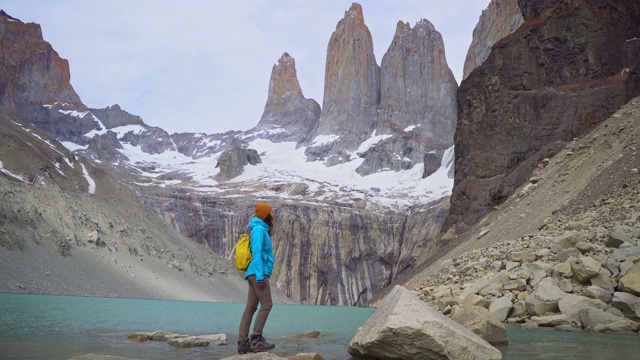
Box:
(248, 217), (270, 231)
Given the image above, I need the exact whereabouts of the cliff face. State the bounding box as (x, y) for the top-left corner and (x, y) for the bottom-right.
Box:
(141, 192), (449, 305)
(0, 14), (81, 109)
(253, 52), (320, 143)
(462, 0), (524, 80)
(446, 0), (640, 230)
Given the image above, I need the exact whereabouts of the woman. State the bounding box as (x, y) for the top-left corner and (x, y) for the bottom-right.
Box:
(237, 203), (276, 354)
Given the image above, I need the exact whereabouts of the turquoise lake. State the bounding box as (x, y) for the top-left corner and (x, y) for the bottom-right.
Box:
(1, 293), (639, 359)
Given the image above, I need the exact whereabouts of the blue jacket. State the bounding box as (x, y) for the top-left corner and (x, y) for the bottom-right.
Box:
(245, 217), (274, 282)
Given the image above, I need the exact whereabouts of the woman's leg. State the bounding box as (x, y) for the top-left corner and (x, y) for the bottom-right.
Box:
(238, 277), (260, 342)
(250, 276), (273, 336)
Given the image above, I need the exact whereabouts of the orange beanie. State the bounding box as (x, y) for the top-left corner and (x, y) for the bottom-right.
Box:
(255, 203), (272, 220)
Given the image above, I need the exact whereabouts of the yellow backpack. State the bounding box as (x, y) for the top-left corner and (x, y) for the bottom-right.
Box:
(234, 234), (252, 271)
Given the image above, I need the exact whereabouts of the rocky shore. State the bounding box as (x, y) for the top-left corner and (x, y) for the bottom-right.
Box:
(413, 177), (640, 335)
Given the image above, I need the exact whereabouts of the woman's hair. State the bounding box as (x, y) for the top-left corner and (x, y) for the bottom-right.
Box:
(263, 213), (274, 236)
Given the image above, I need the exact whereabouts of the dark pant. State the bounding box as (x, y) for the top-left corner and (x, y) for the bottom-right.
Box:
(238, 275), (273, 342)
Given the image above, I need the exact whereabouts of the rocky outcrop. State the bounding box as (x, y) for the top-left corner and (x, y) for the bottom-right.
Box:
(348, 285), (502, 360)
(252, 53), (320, 143)
(89, 104), (145, 129)
(0, 11), (82, 108)
(356, 19), (457, 176)
(462, 0), (524, 80)
(446, 0), (640, 230)
(303, 3), (380, 162)
(86, 131), (127, 163)
(119, 126), (175, 155)
(0, 11), (98, 143)
(214, 147), (261, 181)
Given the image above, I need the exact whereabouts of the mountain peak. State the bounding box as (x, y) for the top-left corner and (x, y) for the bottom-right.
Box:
(252, 53), (320, 143)
(345, 2), (364, 22)
(0, 10), (22, 23)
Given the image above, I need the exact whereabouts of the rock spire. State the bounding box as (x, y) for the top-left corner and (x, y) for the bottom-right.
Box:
(255, 52), (320, 143)
(356, 19), (457, 176)
(303, 2), (380, 163)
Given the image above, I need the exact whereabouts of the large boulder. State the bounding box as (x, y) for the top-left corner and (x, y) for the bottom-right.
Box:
(489, 294), (515, 322)
(558, 293), (606, 325)
(525, 277), (563, 316)
(451, 305), (508, 345)
(214, 147), (261, 181)
(348, 285), (502, 360)
(611, 292), (640, 321)
(618, 273), (640, 296)
(570, 256), (601, 284)
(578, 308), (638, 332)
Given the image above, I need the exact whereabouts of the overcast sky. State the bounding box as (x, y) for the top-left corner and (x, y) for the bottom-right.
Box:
(6, 0), (491, 135)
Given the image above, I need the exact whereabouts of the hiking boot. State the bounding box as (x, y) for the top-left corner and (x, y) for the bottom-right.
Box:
(237, 339), (251, 354)
(250, 334), (275, 352)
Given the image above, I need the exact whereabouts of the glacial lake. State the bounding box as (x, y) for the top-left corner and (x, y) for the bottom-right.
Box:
(1, 293), (639, 359)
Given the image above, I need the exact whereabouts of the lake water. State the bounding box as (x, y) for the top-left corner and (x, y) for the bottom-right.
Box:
(0, 293), (639, 360)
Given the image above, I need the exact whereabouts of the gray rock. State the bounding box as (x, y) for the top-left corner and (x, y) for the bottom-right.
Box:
(507, 251), (536, 263)
(613, 246), (640, 261)
(527, 314), (570, 327)
(461, 293), (490, 309)
(578, 308), (630, 330)
(593, 320), (639, 332)
(490, 294), (515, 322)
(461, 270), (510, 296)
(551, 232), (579, 251)
(221, 353), (287, 360)
(611, 292), (640, 321)
(558, 278), (573, 293)
(590, 268), (615, 293)
(581, 285), (613, 304)
(570, 256), (601, 284)
(451, 305), (509, 345)
(525, 277), (563, 316)
(503, 278), (527, 292)
(558, 248), (582, 263)
(554, 261), (573, 278)
(618, 272), (640, 296)
(606, 229), (632, 248)
(128, 331), (227, 348)
(576, 241), (596, 254)
(558, 293), (606, 324)
(348, 286), (502, 360)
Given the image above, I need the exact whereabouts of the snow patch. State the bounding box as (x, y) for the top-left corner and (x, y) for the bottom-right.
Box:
(357, 132), (392, 153)
(79, 162), (96, 194)
(0, 160), (26, 182)
(309, 134), (339, 147)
